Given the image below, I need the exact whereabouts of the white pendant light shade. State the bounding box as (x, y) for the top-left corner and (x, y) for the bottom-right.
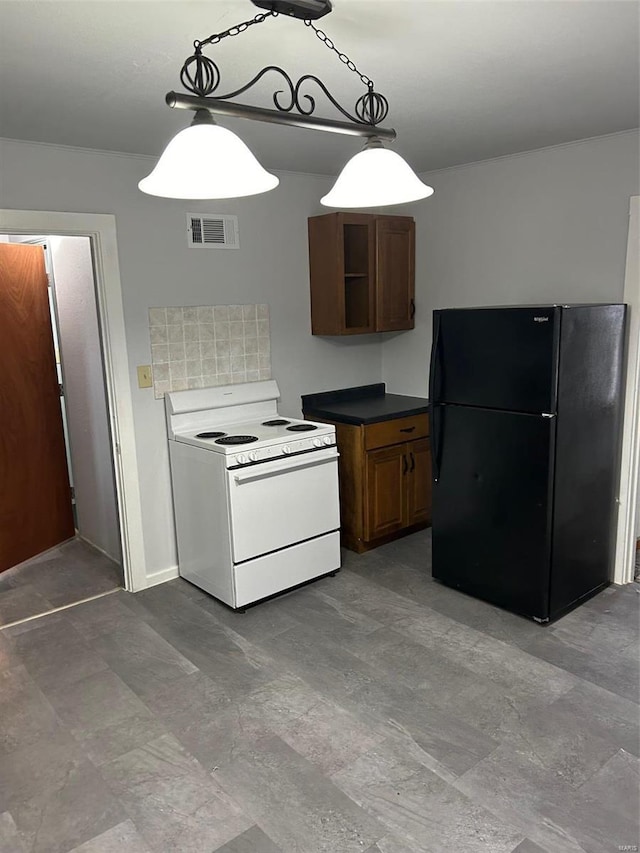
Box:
(139, 112), (279, 200)
(321, 137), (433, 208)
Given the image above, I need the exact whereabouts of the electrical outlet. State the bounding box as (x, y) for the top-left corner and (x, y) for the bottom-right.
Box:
(137, 365), (153, 389)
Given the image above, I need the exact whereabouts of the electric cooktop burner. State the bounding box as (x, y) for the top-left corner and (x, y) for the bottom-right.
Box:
(215, 435), (259, 446)
(286, 424), (318, 432)
(262, 419), (291, 426)
(196, 431), (227, 439)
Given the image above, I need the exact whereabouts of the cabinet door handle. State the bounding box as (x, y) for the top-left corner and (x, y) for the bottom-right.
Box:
(402, 455), (408, 475)
(410, 452), (415, 472)
(410, 298), (416, 320)
(400, 426), (415, 433)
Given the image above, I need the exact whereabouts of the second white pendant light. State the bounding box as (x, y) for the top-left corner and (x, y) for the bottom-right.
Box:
(321, 137), (433, 208)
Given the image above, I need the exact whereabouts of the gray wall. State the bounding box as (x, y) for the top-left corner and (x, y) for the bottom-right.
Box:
(382, 130), (640, 395)
(0, 138), (383, 578)
(50, 236), (121, 562)
(1, 130), (637, 580)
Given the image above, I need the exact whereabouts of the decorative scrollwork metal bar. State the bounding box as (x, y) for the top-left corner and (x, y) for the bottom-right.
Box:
(174, 6), (392, 137)
(166, 91), (397, 141)
(179, 49), (390, 126)
(180, 63), (387, 126)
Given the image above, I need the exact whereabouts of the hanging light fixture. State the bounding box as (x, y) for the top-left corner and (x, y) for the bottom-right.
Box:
(139, 0), (433, 207)
(139, 110), (279, 199)
(321, 137), (434, 208)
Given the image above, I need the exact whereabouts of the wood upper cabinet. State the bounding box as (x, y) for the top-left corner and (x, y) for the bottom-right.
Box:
(308, 212), (415, 335)
(375, 217), (416, 331)
(318, 412), (431, 553)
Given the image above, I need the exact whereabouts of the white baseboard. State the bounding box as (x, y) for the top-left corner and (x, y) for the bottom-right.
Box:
(77, 534), (121, 566)
(141, 564), (180, 590)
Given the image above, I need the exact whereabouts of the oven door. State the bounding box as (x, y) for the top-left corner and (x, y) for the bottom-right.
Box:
(227, 448), (340, 563)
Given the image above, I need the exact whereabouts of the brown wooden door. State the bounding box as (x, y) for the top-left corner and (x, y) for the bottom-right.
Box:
(365, 444), (406, 540)
(406, 438), (432, 526)
(375, 216), (415, 332)
(0, 243), (75, 572)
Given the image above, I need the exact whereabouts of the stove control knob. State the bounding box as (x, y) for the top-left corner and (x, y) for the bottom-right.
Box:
(282, 445), (292, 455)
(237, 454), (248, 465)
(323, 436), (333, 446)
(248, 451), (258, 462)
(313, 438), (322, 447)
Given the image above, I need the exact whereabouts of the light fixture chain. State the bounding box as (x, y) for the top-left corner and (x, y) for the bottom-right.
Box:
(179, 4), (389, 126)
(195, 10), (278, 51)
(304, 20), (374, 90)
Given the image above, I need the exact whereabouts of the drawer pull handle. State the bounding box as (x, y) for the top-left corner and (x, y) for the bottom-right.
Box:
(400, 427), (415, 433)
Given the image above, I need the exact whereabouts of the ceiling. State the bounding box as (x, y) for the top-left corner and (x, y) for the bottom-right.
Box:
(0, 0), (638, 176)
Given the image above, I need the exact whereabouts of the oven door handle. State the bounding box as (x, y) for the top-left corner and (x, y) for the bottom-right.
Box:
(231, 450), (339, 484)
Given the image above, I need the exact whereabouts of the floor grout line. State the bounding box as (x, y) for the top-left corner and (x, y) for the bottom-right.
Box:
(0, 586), (122, 631)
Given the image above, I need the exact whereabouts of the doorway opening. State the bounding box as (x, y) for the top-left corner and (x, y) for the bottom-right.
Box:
(0, 209), (147, 603)
(0, 235), (124, 627)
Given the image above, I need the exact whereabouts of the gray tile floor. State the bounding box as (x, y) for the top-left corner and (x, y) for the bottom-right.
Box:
(0, 530), (638, 853)
(0, 539), (122, 628)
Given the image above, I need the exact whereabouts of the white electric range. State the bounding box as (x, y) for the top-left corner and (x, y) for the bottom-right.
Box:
(165, 380), (341, 609)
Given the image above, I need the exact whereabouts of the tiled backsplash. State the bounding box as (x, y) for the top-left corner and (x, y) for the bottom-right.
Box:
(148, 304), (271, 399)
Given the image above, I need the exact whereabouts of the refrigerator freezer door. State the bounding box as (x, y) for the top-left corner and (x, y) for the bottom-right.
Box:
(431, 307), (561, 413)
(432, 404), (555, 620)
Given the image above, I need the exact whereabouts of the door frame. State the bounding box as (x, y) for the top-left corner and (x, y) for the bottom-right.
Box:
(614, 196), (640, 585)
(0, 209), (146, 592)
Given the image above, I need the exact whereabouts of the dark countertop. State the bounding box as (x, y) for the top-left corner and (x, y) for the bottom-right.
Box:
(301, 383), (429, 426)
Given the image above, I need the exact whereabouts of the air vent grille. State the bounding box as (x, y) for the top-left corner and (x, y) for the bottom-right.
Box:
(187, 214), (239, 249)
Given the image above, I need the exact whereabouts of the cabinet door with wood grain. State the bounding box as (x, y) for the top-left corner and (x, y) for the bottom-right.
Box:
(364, 444), (406, 540)
(406, 438), (431, 527)
(375, 216), (415, 332)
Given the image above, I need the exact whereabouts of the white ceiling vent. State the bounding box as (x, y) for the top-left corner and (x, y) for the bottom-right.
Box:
(187, 214), (239, 249)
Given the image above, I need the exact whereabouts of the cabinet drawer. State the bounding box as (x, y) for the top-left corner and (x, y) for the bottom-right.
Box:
(364, 414), (429, 450)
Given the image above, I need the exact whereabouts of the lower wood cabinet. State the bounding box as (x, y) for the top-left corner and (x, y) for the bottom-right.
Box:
(312, 412), (431, 553)
(365, 444), (406, 540)
(365, 437), (431, 539)
(407, 438), (432, 526)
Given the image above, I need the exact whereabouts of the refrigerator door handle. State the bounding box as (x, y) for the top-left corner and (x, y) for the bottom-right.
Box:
(430, 404), (442, 482)
(428, 312), (442, 404)
(541, 413), (556, 418)
(429, 312), (443, 482)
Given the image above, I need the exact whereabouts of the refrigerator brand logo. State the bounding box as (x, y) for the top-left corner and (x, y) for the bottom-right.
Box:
(534, 316), (550, 323)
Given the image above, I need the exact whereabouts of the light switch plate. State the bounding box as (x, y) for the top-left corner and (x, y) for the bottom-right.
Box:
(137, 365), (153, 389)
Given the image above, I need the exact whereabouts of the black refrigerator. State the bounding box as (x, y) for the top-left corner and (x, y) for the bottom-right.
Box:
(429, 304), (626, 622)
